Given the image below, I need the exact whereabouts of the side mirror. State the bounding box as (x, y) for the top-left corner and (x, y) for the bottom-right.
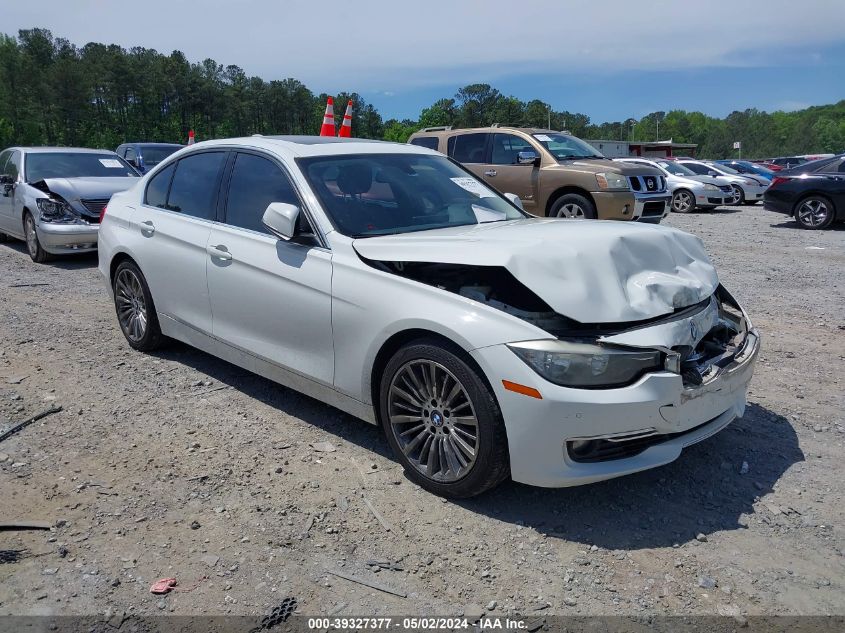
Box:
(0, 174), (13, 185)
(708, 171), (719, 177)
(504, 193), (524, 210)
(262, 202), (301, 240)
(517, 151), (539, 166)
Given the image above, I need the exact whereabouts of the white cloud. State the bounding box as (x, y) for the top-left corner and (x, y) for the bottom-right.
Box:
(4, 0), (844, 91)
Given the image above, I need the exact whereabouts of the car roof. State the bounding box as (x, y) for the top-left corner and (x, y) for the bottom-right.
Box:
(184, 135), (441, 158)
(413, 126), (561, 136)
(8, 147), (119, 154)
(119, 142), (185, 147)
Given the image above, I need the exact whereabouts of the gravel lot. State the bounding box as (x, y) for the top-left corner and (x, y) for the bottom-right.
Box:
(0, 205), (843, 622)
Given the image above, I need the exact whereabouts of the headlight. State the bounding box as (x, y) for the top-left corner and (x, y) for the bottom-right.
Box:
(36, 198), (82, 224)
(508, 340), (663, 388)
(704, 184), (719, 191)
(595, 172), (630, 190)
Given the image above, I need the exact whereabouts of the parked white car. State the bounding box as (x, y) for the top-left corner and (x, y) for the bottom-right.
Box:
(0, 147), (139, 262)
(616, 158), (732, 213)
(98, 136), (759, 498)
(677, 159), (768, 205)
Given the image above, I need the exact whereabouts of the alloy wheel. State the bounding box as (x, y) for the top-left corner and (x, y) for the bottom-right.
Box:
(387, 359), (479, 483)
(731, 186), (743, 205)
(25, 215), (38, 258)
(796, 198), (830, 228)
(672, 191), (693, 213)
(556, 203), (586, 218)
(115, 268), (148, 342)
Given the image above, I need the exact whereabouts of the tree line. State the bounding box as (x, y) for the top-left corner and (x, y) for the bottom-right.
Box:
(1, 29), (843, 160)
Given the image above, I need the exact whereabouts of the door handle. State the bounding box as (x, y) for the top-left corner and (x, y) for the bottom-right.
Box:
(140, 220), (155, 236)
(207, 244), (232, 261)
(484, 169), (497, 177)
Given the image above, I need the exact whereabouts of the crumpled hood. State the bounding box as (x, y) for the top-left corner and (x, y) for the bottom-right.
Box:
(353, 218), (718, 324)
(33, 177), (139, 206)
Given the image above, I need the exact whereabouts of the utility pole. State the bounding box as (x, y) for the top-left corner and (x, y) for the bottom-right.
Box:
(547, 105), (551, 130)
(656, 114), (660, 141)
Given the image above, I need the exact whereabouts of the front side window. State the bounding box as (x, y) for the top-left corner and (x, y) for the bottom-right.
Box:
(24, 152), (137, 182)
(5, 151), (21, 180)
(299, 153), (525, 238)
(447, 133), (488, 163)
(531, 133), (603, 161)
(144, 162), (175, 209)
(0, 150), (11, 176)
(164, 152), (226, 220)
(682, 162), (709, 175)
(225, 153), (300, 234)
(490, 134), (536, 165)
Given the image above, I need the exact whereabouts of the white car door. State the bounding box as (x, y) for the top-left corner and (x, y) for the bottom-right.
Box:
(132, 151), (227, 335)
(206, 150), (334, 385)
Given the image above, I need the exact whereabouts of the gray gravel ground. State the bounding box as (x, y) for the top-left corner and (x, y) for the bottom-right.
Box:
(0, 204), (843, 621)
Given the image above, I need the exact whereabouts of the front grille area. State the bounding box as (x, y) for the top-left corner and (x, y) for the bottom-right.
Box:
(641, 201), (666, 217)
(81, 198), (108, 220)
(567, 419), (713, 463)
(628, 175), (667, 193)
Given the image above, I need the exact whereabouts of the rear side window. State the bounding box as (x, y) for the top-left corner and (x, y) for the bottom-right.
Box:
(145, 163), (175, 208)
(409, 137), (439, 150)
(225, 153), (300, 234)
(447, 133), (488, 163)
(683, 162), (709, 175)
(165, 152), (226, 220)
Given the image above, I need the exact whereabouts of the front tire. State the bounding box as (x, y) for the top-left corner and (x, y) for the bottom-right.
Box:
(112, 260), (165, 351)
(549, 193), (597, 219)
(794, 195), (836, 230)
(24, 212), (52, 263)
(730, 185), (745, 206)
(379, 340), (510, 498)
(671, 189), (695, 213)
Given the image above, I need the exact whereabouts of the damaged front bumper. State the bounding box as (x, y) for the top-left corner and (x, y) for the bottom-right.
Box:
(470, 287), (759, 488)
(36, 219), (99, 254)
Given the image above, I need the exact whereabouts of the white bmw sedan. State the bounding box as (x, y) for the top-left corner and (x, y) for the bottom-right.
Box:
(98, 136), (759, 498)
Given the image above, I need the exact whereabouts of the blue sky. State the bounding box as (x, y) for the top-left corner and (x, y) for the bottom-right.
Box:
(5, 0), (845, 124)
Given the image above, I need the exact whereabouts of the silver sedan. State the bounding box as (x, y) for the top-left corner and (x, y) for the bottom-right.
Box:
(98, 136), (759, 498)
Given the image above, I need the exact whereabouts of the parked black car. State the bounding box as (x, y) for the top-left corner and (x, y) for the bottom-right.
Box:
(764, 159), (845, 229)
(115, 143), (183, 174)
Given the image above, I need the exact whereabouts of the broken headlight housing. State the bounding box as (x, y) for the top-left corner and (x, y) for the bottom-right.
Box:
(36, 197), (82, 224)
(508, 340), (662, 389)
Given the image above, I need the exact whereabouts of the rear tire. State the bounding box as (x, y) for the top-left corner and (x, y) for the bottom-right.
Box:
(549, 193), (597, 219)
(794, 195), (836, 230)
(671, 189), (695, 213)
(24, 212), (52, 263)
(378, 339), (510, 498)
(112, 260), (166, 351)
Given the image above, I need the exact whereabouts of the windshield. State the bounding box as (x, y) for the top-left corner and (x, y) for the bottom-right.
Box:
(299, 153), (525, 238)
(26, 152), (138, 182)
(708, 163), (736, 175)
(657, 161), (696, 177)
(142, 146), (181, 166)
(532, 133), (604, 161)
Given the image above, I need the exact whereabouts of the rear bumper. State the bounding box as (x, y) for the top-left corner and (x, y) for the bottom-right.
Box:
(36, 221), (99, 254)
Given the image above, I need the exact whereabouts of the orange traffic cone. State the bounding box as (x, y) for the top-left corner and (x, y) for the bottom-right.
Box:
(187, 130), (195, 145)
(319, 98), (336, 136)
(338, 100), (353, 138)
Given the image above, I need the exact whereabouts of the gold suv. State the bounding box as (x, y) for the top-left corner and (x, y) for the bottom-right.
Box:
(408, 126), (670, 222)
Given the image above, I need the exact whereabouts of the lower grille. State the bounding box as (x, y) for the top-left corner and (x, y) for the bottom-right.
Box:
(567, 419), (712, 463)
(641, 201), (666, 217)
(707, 197), (724, 204)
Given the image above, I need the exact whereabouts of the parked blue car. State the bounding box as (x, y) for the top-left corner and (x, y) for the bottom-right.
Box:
(715, 160), (775, 181)
(115, 143), (183, 174)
